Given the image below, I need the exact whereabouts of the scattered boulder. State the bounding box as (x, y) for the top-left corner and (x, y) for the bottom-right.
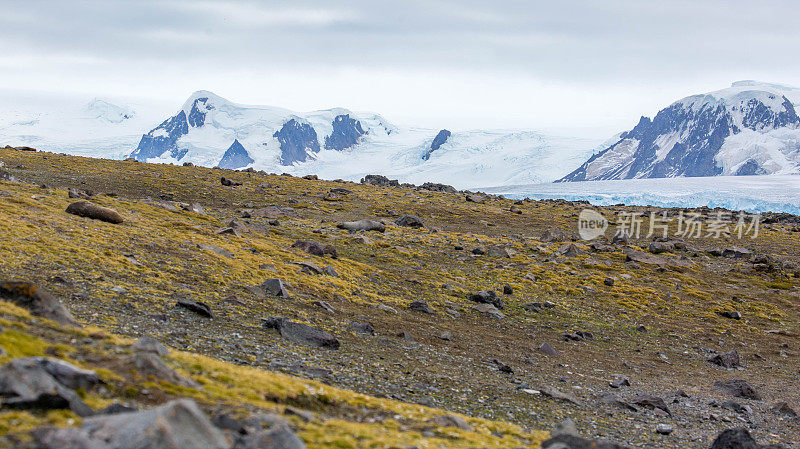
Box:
(291, 240), (338, 258)
(235, 423), (307, 449)
(723, 247), (754, 259)
(557, 243), (584, 257)
(337, 220), (385, 233)
(718, 310), (742, 320)
(131, 352), (200, 388)
(468, 290), (503, 309)
(430, 414), (472, 431)
(609, 377), (630, 389)
(523, 301), (557, 313)
(708, 350), (741, 369)
(361, 174), (399, 187)
(631, 394), (671, 416)
(176, 297), (213, 318)
(551, 418), (578, 437)
(655, 423), (674, 435)
(419, 182), (457, 193)
(394, 215), (424, 228)
(624, 248), (666, 266)
(503, 284), (513, 295)
(649, 241), (674, 254)
(220, 177), (242, 186)
(465, 193), (486, 204)
(770, 402), (797, 418)
(714, 379), (761, 400)
(540, 229), (567, 242)
(409, 300), (434, 314)
(539, 386), (581, 405)
(487, 245), (517, 258)
(0, 357), (98, 416)
(350, 321), (375, 335)
(709, 428), (785, 449)
(0, 281), (78, 326)
(538, 342), (560, 357)
(198, 243), (235, 259)
(541, 435), (630, 449)
(131, 336), (169, 356)
(67, 188), (93, 199)
(262, 279), (289, 297)
(65, 201), (123, 224)
(262, 317), (340, 349)
(34, 399), (229, 449)
(472, 303), (505, 319)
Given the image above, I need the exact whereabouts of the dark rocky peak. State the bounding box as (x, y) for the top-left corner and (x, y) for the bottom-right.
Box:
(217, 139), (254, 170)
(274, 119), (320, 165)
(739, 95), (799, 131)
(324, 114), (366, 151)
(130, 110), (189, 162)
(188, 97), (214, 128)
(423, 129), (451, 161)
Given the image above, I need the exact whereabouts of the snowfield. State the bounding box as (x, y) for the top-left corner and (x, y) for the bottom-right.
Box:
(482, 174), (800, 214)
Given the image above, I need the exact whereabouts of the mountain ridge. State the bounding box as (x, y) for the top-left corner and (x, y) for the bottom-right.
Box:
(559, 81), (800, 182)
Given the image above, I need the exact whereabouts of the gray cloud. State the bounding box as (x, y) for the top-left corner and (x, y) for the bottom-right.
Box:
(1, 0), (799, 134)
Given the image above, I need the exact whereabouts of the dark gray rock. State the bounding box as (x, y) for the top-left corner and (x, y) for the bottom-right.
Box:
(468, 290), (503, 309)
(360, 174), (399, 187)
(291, 240), (338, 258)
(714, 379), (761, 400)
(262, 317), (340, 349)
(541, 434), (630, 449)
(409, 300), (434, 314)
(631, 394), (671, 416)
(0, 281), (78, 326)
(708, 350), (741, 369)
(709, 428), (784, 449)
(539, 342), (560, 357)
(350, 321), (375, 335)
(429, 414), (471, 431)
(394, 215), (424, 228)
(131, 352), (200, 388)
(234, 423), (307, 449)
(0, 357), (97, 416)
(419, 182), (457, 193)
(262, 279), (288, 297)
(36, 399), (229, 449)
(176, 297), (213, 318)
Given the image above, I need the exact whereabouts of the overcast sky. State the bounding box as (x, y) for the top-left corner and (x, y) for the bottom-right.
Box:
(2, 0), (800, 137)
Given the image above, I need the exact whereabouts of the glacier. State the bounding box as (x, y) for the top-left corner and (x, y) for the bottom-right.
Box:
(483, 174), (800, 214)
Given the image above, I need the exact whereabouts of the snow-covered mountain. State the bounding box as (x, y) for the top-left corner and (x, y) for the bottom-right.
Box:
(127, 91), (602, 188)
(0, 89), (171, 159)
(559, 81), (800, 182)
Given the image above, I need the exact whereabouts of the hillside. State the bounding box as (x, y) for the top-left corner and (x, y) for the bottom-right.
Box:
(0, 147), (798, 448)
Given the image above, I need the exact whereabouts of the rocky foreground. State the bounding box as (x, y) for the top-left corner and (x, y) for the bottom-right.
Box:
(0, 147), (798, 448)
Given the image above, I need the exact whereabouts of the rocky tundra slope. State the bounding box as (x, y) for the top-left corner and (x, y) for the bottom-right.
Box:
(0, 147), (798, 447)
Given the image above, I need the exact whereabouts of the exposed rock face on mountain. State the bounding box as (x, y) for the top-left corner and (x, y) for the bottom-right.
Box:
(324, 114), (366, 151)
(130, 110), (189, 162)
(560, 81), (800, 182)
(217, 139), (254, 170)
(423, 129), (451, 160)
(273, 119), (320, 165)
